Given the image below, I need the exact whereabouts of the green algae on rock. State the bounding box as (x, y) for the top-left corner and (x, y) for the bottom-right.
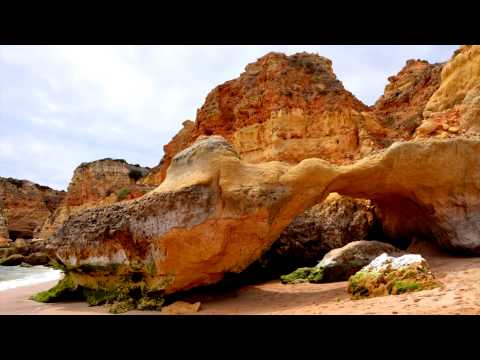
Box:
(347, 253), (441, 299)
(30, 266), (174, 314)
(280, 240), (404, 284)
(280, 266), (324, 284)
(30, 274), (83, 303)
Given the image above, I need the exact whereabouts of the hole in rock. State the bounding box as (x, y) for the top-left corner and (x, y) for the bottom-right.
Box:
(162, 192), (442, 304)
(214, 192), (438, 288)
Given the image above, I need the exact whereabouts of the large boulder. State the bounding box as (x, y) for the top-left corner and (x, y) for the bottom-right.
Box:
(347, 253), (441, 299)
(251, 194), (379, 276)
(24, 252), (50, 266)
(280, 240), (404, 284)
(318, 241), (405, 282)
(0, 237), (50, 265)
(0, 254), (25, 266)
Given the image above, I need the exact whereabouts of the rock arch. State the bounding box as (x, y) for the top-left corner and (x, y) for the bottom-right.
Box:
(48, 136), (480, 295)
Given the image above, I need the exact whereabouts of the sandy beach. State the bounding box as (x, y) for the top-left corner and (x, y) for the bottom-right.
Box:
(1, 247), (480, 315)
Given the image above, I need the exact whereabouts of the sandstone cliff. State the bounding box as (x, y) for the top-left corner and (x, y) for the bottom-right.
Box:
(373, 59), (443, 140)
(0, 177), (65, 239)
(416, 45), (480, 139)
(38, 159), (152, 239)
(142, 52), (389, 185)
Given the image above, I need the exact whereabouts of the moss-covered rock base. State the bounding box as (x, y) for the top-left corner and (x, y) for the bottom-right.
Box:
(30, 268), (172, 314)
(347, 261), (441, 299)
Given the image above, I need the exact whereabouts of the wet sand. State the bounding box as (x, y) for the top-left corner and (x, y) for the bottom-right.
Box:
(1, 251), (479, 315)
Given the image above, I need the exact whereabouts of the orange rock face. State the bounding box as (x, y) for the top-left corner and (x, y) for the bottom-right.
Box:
(142, 52), (389, 185)
(0, 177), (65, 239)
(38, 159), (152, 239)
(144, 50), (479, 189)
(64, 158), (150, 206)
(373, 59), (443, 140)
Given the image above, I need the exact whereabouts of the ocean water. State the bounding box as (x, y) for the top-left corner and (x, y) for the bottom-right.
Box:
(0, 266), (63, 292)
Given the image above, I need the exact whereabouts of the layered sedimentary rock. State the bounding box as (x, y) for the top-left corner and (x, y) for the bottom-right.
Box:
(142, 52), (389, 185)
(416, 45), (480, 139)
(373, 59), (443, 140)
(0, 177), (65, 239)
(38, 159), (152, 239)
(44, 135), (480, 301)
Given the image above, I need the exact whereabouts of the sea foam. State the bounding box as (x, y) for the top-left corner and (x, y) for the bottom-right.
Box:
(0, 266), (63, 292)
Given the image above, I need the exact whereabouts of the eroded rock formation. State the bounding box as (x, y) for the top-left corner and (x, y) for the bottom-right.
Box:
(416, 45), (480, 139)
(0, 177), (65, 239)
(141, 52), (389, 185)
(38, 159), (152, 239)
(137, 49), (476, 265)
(373, 59), (443, 140)
(44, 134), (480, 302)
(30, 45), (480, 311)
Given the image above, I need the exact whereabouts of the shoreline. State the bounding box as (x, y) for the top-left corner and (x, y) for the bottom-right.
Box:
(1, 253), (479, 315)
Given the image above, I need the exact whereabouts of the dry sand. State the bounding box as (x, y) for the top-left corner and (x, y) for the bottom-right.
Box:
(1, 249), (479, 315)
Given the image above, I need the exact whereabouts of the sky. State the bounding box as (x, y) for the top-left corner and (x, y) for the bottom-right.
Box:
(0, 45), (458, 191)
